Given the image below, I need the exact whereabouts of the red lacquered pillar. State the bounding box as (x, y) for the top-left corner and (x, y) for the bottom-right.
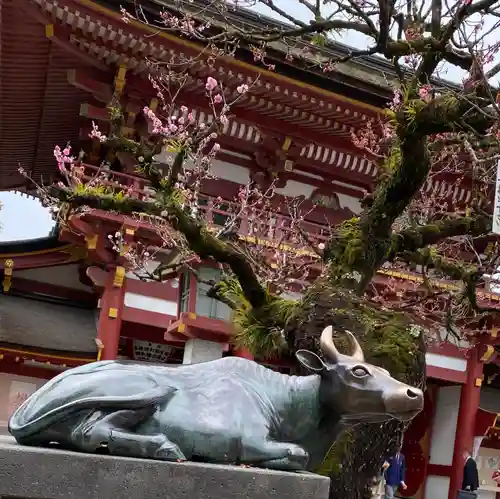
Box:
(448, 347), (483, 499)
(96, 266), (126, 361)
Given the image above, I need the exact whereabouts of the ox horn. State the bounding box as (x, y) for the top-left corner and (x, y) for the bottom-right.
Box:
(320, 326), (365, 363)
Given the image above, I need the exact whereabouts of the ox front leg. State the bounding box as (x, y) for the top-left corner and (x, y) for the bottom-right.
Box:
(242, 440), (309, 471)
(70, 408), (186, 462)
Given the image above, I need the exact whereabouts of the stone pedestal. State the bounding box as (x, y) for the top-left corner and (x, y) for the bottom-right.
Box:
(182, 338), (224, 364)
(0, 436), (330, 499)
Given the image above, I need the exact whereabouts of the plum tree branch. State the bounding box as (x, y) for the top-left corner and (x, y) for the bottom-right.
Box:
(50, 186), (269, 309)
(388, 214), (493, 259)
(398, 248), (500, 314)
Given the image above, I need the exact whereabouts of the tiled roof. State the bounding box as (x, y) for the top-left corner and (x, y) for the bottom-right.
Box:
(0, 295), (97, 353)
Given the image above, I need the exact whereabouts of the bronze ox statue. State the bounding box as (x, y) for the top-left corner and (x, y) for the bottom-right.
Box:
(9, 327), (423, 471)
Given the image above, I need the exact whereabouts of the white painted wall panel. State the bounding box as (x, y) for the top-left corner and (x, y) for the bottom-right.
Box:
(337, 193), (362, 213)
(124, 292), (178, 316)
(275, 180), (316, 199)
(425, 475), (450, 499)
(429, 385), (461, 466)
(426, 353), (467, 372)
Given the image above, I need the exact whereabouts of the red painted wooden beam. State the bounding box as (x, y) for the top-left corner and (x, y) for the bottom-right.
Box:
(96, 268), (126, 360)
(80, 103), (109, 121)
(217, 135), (372, 191)
(0, 360), (61, 380)
(67, 69), (112, 103)
(166, 313), (233, 342)
(0, 347), (93, 368)
(0, 249), (79, 271)
(126, 73), (372, 160)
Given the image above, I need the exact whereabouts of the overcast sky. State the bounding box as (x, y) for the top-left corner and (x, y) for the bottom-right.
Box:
(2, 0), (497, 242)
(0, 192), (54, 242)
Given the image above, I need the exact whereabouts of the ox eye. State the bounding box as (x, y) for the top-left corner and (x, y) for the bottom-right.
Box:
(352, 366), (370, 377)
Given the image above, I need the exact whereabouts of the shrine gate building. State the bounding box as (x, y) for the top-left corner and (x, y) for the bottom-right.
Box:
(0, 1), (499, 498)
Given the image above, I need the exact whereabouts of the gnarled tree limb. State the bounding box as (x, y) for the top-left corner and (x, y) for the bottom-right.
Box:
(389, 213), (492, 259)
(50, 186), (269, 309)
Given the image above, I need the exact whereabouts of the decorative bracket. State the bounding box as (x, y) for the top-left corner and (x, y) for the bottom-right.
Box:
(95, 338), (104, 361)
(85, 234), (98, 250)
(114, 65), (127, 97)
(3, 259), (14, 292)
(113, 266), (126, 288)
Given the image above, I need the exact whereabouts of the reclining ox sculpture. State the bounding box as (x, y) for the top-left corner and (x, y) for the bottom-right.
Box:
(9, 327), (423, 471)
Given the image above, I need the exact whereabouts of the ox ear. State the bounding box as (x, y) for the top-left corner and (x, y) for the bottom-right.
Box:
(295, 350), (326, 373)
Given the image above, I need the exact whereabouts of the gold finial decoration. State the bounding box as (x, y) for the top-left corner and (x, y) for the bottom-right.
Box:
(113, 266), (126, 288)
(3, 259), (14, 293)
(85, 234), (98, 250)
(95, 338), (104, 361)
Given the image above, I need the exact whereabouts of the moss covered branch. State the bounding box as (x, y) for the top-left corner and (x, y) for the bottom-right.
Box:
(388, 213), (492, 259)
(412, 93), (495, 136)
(51, 186), (270, 309)
(323, 134), (432, 290)
(397, 248), (500, 314)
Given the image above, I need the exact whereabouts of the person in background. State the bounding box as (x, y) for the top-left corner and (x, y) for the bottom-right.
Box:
(384, 446), (407, 499)
(372, 461), (390, 499)
(462, 448), (479, 493)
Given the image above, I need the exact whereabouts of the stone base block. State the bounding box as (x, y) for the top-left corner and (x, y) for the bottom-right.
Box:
(0, 436), (330, 499)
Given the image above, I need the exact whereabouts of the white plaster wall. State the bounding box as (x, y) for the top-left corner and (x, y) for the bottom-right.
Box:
(425, 353), (467, 372)
(429, 385), (461, 466)
(424, 475), (450, 499)
(436, 327), (471, 349)
(126, 260), (162, 280)
(210, 161), (250, 185)
(480, 386), (500, 413)
(155, 150), (251, 186)
(124, 292), (178, 316)
(337, 193), (362, 213)
(16, 264), (91, 291)
(275, 180), (316, 199)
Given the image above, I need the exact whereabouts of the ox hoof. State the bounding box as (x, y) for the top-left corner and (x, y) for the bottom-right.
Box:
(155, 440), (186, 462)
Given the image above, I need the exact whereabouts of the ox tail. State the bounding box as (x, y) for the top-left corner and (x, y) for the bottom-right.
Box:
(9, 386), (176, 441)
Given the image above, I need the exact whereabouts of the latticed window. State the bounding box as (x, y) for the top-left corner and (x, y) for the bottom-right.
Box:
(195, 266), (231, 320)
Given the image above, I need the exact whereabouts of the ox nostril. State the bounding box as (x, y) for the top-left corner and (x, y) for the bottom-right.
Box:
(407, 389), (419, 399)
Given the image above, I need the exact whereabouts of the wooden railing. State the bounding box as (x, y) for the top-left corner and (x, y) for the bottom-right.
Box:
(82, 164), (330, 251)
